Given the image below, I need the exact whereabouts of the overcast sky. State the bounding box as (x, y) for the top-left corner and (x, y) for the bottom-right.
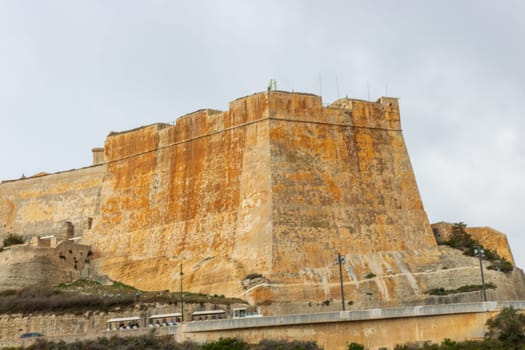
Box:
(1, 1), (524, 269)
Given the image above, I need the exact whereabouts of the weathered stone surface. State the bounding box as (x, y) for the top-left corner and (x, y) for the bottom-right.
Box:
(0, 165), (105, 240)
(81, 92), (440, 304)
(431, 222), (515, 264)
(0, 241), (91, 290)
(0, 302), (242, 347)
(1, 91), (524, 312)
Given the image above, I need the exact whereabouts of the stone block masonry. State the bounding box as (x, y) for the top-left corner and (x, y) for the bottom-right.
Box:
(1, 90), (524, 313)
(82, 91), (439, 306)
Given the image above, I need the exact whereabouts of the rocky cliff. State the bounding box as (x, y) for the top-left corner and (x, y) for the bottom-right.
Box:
(1, 91), (524, 313)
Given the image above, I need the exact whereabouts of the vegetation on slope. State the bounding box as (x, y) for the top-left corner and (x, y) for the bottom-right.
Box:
(1, 233), (25, 247)
(443, 222), (513, 272)
(425, 282), (497, 296)
(10, 335), (322, 350)
(0, 279), (245, 314)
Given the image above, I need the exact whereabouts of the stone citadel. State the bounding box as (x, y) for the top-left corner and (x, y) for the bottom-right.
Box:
(1, 90), (524, 314)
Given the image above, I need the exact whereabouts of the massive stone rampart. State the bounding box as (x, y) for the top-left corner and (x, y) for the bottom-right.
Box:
(80, 91), (440, 303)
(1, 91), (524, 312)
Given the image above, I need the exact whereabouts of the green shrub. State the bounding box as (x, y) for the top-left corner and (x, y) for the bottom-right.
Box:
(348, 342), (365, 350)
(3, 233), (25, 247)
(456, 283), (496, 293)
(486, 306), (525, 347)
(111, 280), (138, 291)
(201, 337), (250, 350)
(257, 339), (322, 350)
(488, 259), (514, 273)
(426, 287), (447, 296)
(426, 283), (496, 296)
(23, 334), (199, 350)
(444, 222), (474, 251)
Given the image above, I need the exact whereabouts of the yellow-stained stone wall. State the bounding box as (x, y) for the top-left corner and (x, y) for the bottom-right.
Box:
(0, 165), (105, 240)
(79, 91), (440, 305)
(269, 94), (436, 280)
(1, 91), (524, 311)
(87, 93), (274, 297)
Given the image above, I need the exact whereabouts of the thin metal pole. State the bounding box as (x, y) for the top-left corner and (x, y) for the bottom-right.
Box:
(337, 253), (346, 311)
(319, 73), (323, 97)
(336, 76), (340, 99)
(180, 263), (184, 321)
(478, 252), (487, 302)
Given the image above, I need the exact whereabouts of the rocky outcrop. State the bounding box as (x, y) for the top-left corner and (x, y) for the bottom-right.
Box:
(431, 222), (515, 264)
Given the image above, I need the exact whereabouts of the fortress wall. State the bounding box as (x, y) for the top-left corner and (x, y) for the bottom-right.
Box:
(0, 165), (105, 242)
(0, 241), (91, 290)
(83, 93), (274, 295)
(6, 91), (519, 310)
(78, 91), (440, 304)
(268, 92), (323, 121)
(268, 95), (436, 286)
(167, 92), (269, 144)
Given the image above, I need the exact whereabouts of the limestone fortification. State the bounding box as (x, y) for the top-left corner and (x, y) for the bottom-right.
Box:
(1, 90), (524, 313)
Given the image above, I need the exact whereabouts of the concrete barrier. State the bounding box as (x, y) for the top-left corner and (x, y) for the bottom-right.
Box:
(180, 301), (525, 350)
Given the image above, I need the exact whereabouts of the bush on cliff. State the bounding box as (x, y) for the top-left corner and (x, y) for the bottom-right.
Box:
(425, 282), (497, 296)
(348, 343), (365, 350)
(2, 233), (25, 247)
(200, 337), (249, 350)
(444, 222), (513, 272)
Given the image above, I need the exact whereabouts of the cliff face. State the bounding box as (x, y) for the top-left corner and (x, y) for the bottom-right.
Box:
(1, 91), (523, 312)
